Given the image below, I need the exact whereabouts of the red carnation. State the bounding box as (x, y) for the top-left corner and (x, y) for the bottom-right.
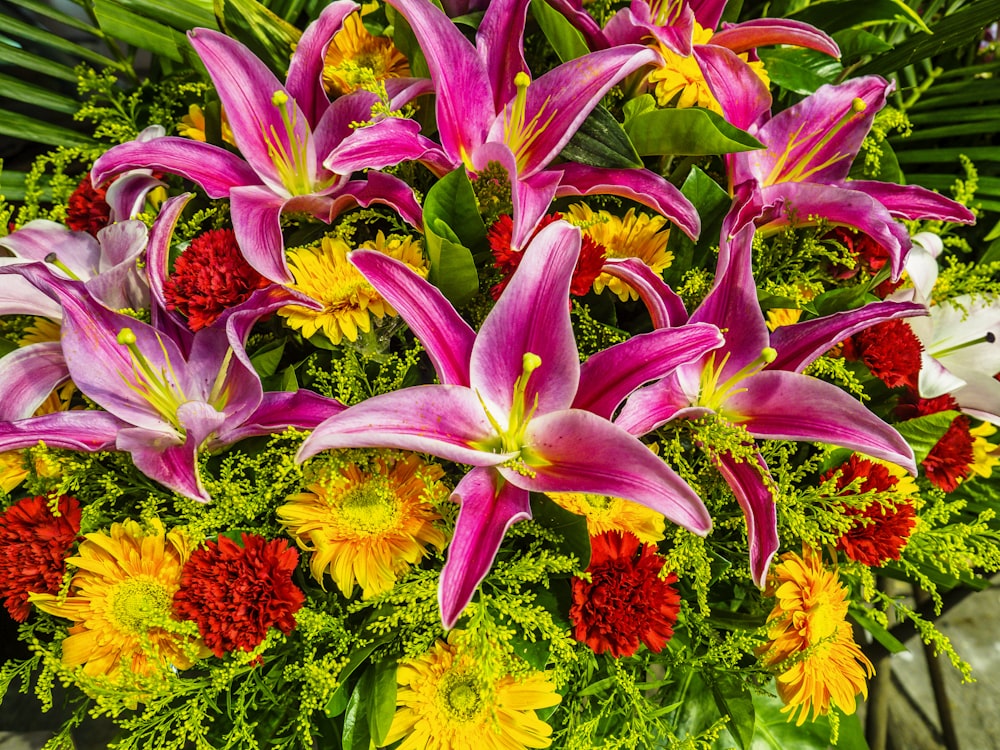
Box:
(0, 496), (81, 622)
(825, 228), (901, 297)
(822, 455), (916, 566)
(173, 533), (305, 657)
(896, 392), (974, 492)
(842, 318), (923, 389)
(488, 213), (606, 299)
(570, 531), (680, 658)
(66, 175), (112, 236)
(163, 228), (270, 331)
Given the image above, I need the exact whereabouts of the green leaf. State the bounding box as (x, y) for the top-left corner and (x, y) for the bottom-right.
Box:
(249, 339), (286, 378)
(832, 28), (893, 61)
(425, 224), (479, 307)
(342, 674), (372, 750)
(111, 0), (216, 32)
(855, 0), (1000, 77)
(757, 48), (842, 96)
(625, 106), (763, 156)
(747, 687), (832, 749)
(0, 42), (77, 82)
(560, 105), (642, 169)
(0, 339), (17, 359)
(215, 0), (301, 76)
(0, 109), (94, 148)
(0, 72), (77, 114)
(5, 0), (102, 35)
(93, 0), (186, 61)
(664, 166), (731, 286)
(280, 364), (299, 392)
(325, 636), (391, 718)
(708, 672), (754, 750)
(1, 15), (116, 66)
(422, 167), (487, 252)
(850, 606), (906, 654)
(790, 0), (931, 34)
(528, 493), (591, 569)
(368, 660), (397, 746)
(894, 410), (960, 464)
(530, 0), (589, 63)
(807, 286), (877, 317)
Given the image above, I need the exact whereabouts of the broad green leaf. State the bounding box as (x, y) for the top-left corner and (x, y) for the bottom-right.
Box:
(279, 364), (299, 392)
(757, 48), (842, 96)
(709, 672), (754, 750)
(422, 167), (487, 252)
(215, 0), (301, 76)
(0, 73), (78, 114)
(849, 137), (901, 183)
(832, 28), (893, 61)
(0, 169), (48, 203)
(855, 0), (1000, 77)
(425, 222), (479, 307)
(528, 493), (591, 568)
(790, 0), (931, 34)
(807, 286), (878, 317)
(2, 15), (116, 65)
(0, 109), (94, 148)
(531, 0), (589, 63)
(368, 660), (397, 746)
(0, 42), (77, 82)
(93, 0), (185, 61)
(850, 606), (906, 654)
(747, 687), (833, 750)
(386, 6), (429, 79)
(560, 104), (642, 169)
(894, 410), (960, 464)
(0, 338), (17, 359)
(342, 673), (372, 750)
(249, 339), (286, 378)
(625, 107), (763, 156)
(664, 166), (731, 287)
(325, 635), (392, 717)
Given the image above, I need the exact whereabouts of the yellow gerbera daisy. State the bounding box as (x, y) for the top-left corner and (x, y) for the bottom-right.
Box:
(563, 203), (673, 301)
(646, 23), (770, 115)
(279, 232), (429, 344)
(0, 451), (28, 495)
(322, 10), (410, 97)
(547, 492), (666, 544)
(756, 547), (874, 726)
(30, 519), (205, 679)
(384, 634), (561, 750)
(278, 451), (449, 598)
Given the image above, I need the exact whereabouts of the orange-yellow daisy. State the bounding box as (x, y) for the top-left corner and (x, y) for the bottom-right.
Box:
(646, 23), (770, 115)
(756, 546), (874, 725)
(970, 422), (1000, 479)
(322, 10), (410, 97)
(383, 633), (561, 750)
(547, 492), (666, 544)
(278, 451), (449, 599)
(564, 203), (673, 301)
(177, 103), (234, 145)
(279, 232), (429, 344)
(31, 519), (205, 679)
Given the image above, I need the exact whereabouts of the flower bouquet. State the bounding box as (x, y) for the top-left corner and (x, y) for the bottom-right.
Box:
(1, 0), (999, 747)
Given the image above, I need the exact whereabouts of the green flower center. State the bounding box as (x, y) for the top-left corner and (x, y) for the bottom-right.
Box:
(439, 673), (484, 723)
(108, 577), (172, 634)
(338, 478), (399, 535)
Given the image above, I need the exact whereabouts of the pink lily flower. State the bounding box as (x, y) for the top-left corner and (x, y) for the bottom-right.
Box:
(296, 220), (724, 628)
(324, 0), (701, 250)
(91, 1), (422, 284)
(615, 217), (923, 584)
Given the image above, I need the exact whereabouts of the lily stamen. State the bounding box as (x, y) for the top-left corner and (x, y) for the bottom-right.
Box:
(700, 347), (777, 412)
(264, 89), (313, 196)
(504, 73), (557, 172)
(765, 98), (867, 186)
(117, 328), (188, 429)
(932, 331), (996, 358)
(44, 253), (81, 281)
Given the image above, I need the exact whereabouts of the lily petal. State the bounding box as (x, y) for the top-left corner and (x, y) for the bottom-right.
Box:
(0, 220), (100, 277)
(229, 185), (294, 283)
(727, 370), (917, 473)
(0, 411), (121, 452)
(574, 323), (723, 419)
(323, 117), (454, 176)
(295, 385), (512, 466)
(508, 409), (712, 533)
(600, 257), (690, 328)
(554, 163), (701, 241)
(713, 450), (779, 587)
(843, 180), (976, 224)
(331, 172), (424, 230)
(285, 0), (358, 126)
(0, 342), (69, 421)
(349, 249), (476, 387)
(614, 375), (710, 435)
(768, 300), (927, 373)
(471, 221), (580, 417)
(477, 0), (531, 110)
(695, 44), (771, 131)
(439, 468), (531, 629)
(92, 137), (261, 199)
(219, 389), (346, 445)
(711, 19), (840, 57)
